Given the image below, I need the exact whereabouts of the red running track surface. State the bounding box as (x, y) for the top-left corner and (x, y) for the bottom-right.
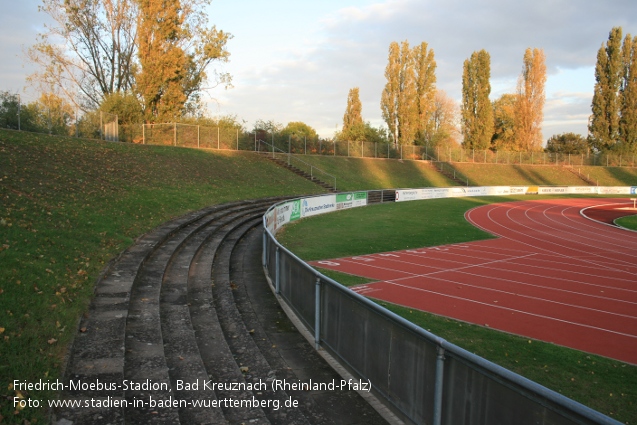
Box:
(308, 198), (637, 364)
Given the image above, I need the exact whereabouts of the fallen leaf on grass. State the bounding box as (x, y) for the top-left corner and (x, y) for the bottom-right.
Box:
(48, 338), (57, 345)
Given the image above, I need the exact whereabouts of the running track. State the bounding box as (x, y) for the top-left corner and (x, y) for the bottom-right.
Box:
(308, 198), (637, 364)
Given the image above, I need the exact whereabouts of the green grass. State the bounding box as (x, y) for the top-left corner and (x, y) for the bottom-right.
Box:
(276, 196), (523, 261)
(451, 163), (593, 186)
(276, 196), (637, 423)
(313, 268), (376, 287)
(578, 166), (637, 187)
(0, 129), (323, 423)
(287, 154), (456, 191)
(378, 302), (635, 423)
(616, 215), (637, 230)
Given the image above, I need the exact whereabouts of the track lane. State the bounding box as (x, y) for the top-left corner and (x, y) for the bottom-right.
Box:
(310, 198), (637, 364)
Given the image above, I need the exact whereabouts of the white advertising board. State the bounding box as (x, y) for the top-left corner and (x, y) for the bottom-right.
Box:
(301, 194), (337, 218)
(598, 186), (632, 194)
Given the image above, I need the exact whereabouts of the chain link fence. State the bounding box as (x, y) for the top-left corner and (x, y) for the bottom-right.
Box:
(2, 89), (635, 169)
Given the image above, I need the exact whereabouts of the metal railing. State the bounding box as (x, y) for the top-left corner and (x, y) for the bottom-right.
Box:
(262, 191), (622, 425)
(257, 139), (337, 191)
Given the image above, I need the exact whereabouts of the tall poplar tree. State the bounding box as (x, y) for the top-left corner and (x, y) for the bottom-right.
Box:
(461, 50), (493, 150)
(343, 87), (363, 132)
(514, 48), (547, 151)
(620, 34), (637, 150)
(381, 41), (417, 146)
(381, 42), (401, 145)
(397, 41), (418, 145)
(589, 27), (623, 150)
(413, 42), (437, 144)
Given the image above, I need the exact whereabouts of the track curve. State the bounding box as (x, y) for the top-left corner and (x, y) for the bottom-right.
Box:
(311, 198), (637, 365)
(55, 198), (387, 425)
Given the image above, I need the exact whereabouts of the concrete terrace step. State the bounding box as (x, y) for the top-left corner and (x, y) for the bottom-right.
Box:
(54, 198), (387, 425)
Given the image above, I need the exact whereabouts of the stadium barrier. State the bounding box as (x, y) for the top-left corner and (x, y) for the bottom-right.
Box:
(262, 186), (631, 425)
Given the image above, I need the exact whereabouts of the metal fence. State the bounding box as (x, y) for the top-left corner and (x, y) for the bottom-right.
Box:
(2, 96), (635, 169)
(120, 123), (637, 168)
(256, 139), (338, 190)
(262, 191), (622, 425)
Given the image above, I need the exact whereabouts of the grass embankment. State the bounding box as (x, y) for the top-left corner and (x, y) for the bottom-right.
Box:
(449, 163), (593, 186)
(0, 129), (323, 423)
(578, 166), (637, 187)
(289, 154), (455, 191)
(276, 197), (636, 423)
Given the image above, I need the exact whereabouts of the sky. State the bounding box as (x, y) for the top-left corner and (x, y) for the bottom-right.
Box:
(2, 0), (637, 141)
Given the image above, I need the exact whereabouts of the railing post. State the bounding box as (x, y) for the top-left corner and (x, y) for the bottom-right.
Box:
(314, 276), (321, 349)
(433, 346), (446, 425)
(262, 230), (267, 267)
(275, 246), (280, 294)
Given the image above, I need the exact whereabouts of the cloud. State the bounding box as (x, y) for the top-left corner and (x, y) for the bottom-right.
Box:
(216, 0), (637, 137)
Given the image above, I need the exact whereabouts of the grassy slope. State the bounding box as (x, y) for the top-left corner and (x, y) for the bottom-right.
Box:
(276, 197), (636, 423)
(288, 154), (456, 191)
(0, 129), (323, 423)
(450, 163), (595, 186)
(578, 166), (637, 186)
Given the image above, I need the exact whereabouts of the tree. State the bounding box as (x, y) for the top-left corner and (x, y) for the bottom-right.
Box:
(135, 0), (231, 121)
(29, 92), (76, 135)
(0, 92), (21, 130)
(281, 122), (319, 141)
(381, 41), (418, 146)
(589, 27), (623, 150)
(381, 42), (401, 145)
(462, 50), (494, 150)
(396, 41), (418, 146)
(413, 42), (437, 144)
(545, 133), (588, 154)
(514, 48), (546, 151)
(99, 92), (143, 125)
(429, 90), (459, 147)
(492, 94), (517, 150)
(136, 0), (188, 121)
(28, 0), (231, 119)
(620, 34), (637, 151)
(343, 87), (363, 135)
(28, 0), (138, 109)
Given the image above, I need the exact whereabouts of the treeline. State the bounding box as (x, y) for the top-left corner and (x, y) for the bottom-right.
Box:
(337, 26), (637, 156)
